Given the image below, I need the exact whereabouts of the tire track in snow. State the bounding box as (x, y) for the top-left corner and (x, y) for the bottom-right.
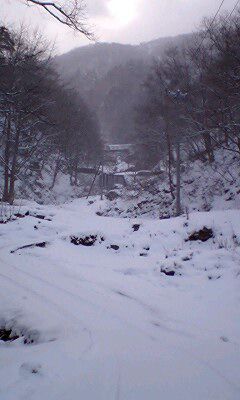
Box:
(1, 245), (240, 393)
(0, 255), (159, 342)
(0, 269), (94, 360)
(2, 253), (197, 342)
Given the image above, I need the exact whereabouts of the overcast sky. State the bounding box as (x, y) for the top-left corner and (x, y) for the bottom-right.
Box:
(1, 0), (238, 54)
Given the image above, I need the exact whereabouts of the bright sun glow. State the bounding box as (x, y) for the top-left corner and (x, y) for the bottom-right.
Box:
(107, 0), (139, 26)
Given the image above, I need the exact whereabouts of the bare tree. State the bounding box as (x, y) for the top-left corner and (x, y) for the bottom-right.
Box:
(24, 0), (94, 38)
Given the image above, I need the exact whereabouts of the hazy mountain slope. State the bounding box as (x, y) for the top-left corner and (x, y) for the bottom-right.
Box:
(87, 59), (150, 143)
(55, 33), (194, 143)
(140, 32), (195, 56)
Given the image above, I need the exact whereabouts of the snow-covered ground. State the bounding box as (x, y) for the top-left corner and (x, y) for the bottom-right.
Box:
(0, 198), (240, 400)
(98, 149), (240, 219)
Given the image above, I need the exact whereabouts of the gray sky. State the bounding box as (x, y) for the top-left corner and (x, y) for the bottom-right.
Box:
(1, 0), (238, 54)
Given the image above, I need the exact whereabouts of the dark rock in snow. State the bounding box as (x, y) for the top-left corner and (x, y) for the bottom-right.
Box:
(182, 254), (192, 261)
(14, 213), (25, 218)
(132, 224), (140, 232)
(110, 244), (120, 250)
(1, 320), (42, 345)
(71, 235), (98, 246)
(23, 329), (40, 345)
(96, 211), (103, 216)
(106, 190), (120, 201)
(161, 268), (175, 276)
(208, 275), (221, 280)
(36, 242), (47, 248)
(29, 213), (52, 221)
(35, 214), (45, 220)
(188, 227), (213, 242)
(0, 328), (20, 342)
(220, 336), (229, 343)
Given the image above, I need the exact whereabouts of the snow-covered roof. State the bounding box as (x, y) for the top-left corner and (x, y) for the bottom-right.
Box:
(105, 144), (134, 152)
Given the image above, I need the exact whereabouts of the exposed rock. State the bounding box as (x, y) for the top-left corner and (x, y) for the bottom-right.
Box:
(208, 275), (221, 280)
(161, 268), (175, 276)
(110, 244), (120, 251)
(106, 190), (120, 201)
(188, 227), (213, 242)
(14, 213), (26, 218)
(0, 325), (40, 345)
(29, 213), (52, 221)
(96, 211), (103, 216)
(0, 328), (20, 342)
(71, 235), (98, 246)
(132, 224), (140, 232)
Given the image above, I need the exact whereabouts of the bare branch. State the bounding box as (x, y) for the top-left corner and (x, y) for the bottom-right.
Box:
(25, 0), (94, 39)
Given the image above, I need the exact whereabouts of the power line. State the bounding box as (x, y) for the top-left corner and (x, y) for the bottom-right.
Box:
(194, 0), (226, 56)
(161, 0), (228, 104)
(228, 0), (240, 18)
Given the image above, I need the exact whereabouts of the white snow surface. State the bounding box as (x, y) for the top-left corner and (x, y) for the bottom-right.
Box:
(0, 198), (240, 400)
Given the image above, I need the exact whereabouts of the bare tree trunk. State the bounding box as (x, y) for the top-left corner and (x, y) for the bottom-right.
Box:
(73, 160), (78, 185)
(2, 115), (11, 202)
(238, 137), (240, 154)
(203, 106), (214, 163)
(165, 122), (175, 200)
(49, 154), (61, 190)
(8, 126), (20, 204)
(224, 131), (229, 146)
(203, 132), (214, 163)
(175, 140), (181, 216)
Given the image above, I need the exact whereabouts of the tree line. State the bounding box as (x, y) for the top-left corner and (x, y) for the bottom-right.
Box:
(0, 25), (102, 203)
(135, 9), (240, 200)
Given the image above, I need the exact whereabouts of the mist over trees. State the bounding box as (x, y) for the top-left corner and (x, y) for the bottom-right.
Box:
(135, 10), (240, 196)
(55, 35), (192, 144)
(0, 25), (102, 203)
(1, 6), (240, 206)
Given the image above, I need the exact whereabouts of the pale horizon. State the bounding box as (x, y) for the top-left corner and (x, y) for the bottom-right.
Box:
(1, 0), (237, 55)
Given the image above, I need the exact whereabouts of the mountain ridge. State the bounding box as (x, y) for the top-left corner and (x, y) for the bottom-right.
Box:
(55, 32), (195, 143)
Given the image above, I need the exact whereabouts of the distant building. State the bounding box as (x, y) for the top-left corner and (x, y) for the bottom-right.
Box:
(104, 143), (135, 163)
(100, 173), (126, 190)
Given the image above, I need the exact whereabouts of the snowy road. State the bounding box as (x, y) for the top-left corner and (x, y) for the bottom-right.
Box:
(0, 199), (240, 399)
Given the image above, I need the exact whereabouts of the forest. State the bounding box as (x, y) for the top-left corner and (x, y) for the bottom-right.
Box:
(136, 11), (240, 168)
(1, 9), (240, 208)
(0, 25), (102, 204)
